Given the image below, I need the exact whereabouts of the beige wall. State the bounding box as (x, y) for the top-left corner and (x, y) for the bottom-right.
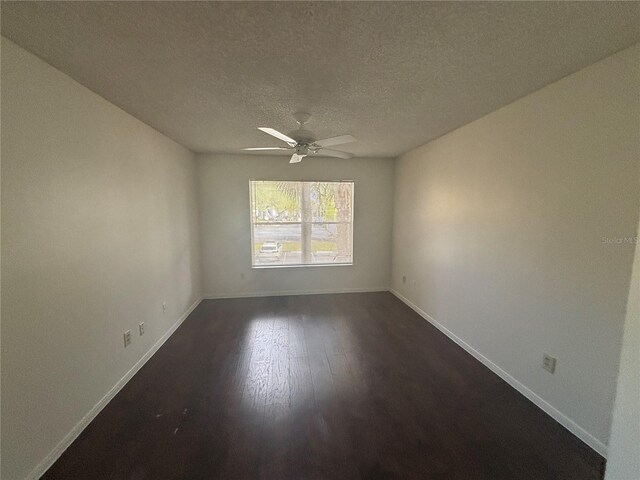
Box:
(391, 44), (639, 453)
(605, 210), (640, 479)
(197, 154), (393, 297)
(1, 38), (201, 480)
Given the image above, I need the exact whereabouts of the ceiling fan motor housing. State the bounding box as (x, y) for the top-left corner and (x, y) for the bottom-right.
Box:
(289, 128), (315, 144)
(295, 144), (310, 155)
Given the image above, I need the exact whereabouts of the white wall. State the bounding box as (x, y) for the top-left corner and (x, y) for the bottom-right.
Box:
(605, 211), (640, 479)
(197, 154), (393, 297)
(1, 38), (201, 480)
(391, 43), (640, 454)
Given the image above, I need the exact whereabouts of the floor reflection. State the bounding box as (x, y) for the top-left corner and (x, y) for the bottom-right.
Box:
(237, 315), (315, 413)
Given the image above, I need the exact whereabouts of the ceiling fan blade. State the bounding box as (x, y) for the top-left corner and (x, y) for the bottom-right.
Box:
(314, 134), (356, 148)
(243, 147), (292, 151)
(315, 148), (353, 159)
(289, 153), (305, 164)
(258, 127), (297, 146)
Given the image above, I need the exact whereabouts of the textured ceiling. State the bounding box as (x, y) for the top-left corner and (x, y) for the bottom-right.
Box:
(2, 2), (639, 157)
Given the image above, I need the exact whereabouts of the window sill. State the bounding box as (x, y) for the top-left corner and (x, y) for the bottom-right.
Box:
(251, 262), (353, 269)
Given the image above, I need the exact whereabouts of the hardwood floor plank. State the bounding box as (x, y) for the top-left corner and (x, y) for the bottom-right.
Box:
(42, 292), (605, 480)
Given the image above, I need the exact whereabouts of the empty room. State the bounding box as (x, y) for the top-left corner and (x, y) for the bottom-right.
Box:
(1, 2), (639, 480)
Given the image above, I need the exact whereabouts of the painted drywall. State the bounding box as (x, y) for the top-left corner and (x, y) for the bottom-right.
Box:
(391, 43), (639, 452)
(605, 211), (640, 479)
(1, 38), (201, 480)
(197, 154), (393, 297)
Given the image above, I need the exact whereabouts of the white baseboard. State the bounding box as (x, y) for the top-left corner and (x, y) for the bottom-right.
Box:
(26, 296), (203, 480)
(203, 286), (389, 299)
(390, 289), (608, 458)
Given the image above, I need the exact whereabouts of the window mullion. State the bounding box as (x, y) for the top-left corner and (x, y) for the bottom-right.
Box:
(301, 181), (312, 264)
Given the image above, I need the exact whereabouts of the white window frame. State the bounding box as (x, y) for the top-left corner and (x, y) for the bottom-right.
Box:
(249, 180), (354, 268)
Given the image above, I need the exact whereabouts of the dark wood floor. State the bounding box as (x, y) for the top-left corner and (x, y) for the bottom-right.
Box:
(43, 292), (604, 479)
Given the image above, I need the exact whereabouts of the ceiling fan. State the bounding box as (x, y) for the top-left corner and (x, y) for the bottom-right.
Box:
(244, 112), (356, 163)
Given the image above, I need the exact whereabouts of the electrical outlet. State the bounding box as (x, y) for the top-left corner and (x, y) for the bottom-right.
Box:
(162, 302), (167, 314)
(123, 330), (132, 347)
(139, 322), (145, 336)
(402, 276), (406, 284)
(543, 353), (556, 374)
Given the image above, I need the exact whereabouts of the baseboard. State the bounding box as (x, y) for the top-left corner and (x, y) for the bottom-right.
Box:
(390, 289), (608, 458)
(203, 286), (389, 299)
(25, 296), (203, 480)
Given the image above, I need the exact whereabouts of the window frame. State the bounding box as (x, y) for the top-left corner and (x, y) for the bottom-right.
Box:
(249, 179), (355, 269)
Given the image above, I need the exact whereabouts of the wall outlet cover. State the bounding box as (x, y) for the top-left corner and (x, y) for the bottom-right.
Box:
(123, 330), (132, 347)
(543, 353), (557, 374)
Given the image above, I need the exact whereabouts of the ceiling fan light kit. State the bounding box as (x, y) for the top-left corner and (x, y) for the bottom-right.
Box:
(244, 112), (356, 163)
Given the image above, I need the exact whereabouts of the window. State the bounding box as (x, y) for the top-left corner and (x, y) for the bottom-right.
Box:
(250, 180), (354, 267)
